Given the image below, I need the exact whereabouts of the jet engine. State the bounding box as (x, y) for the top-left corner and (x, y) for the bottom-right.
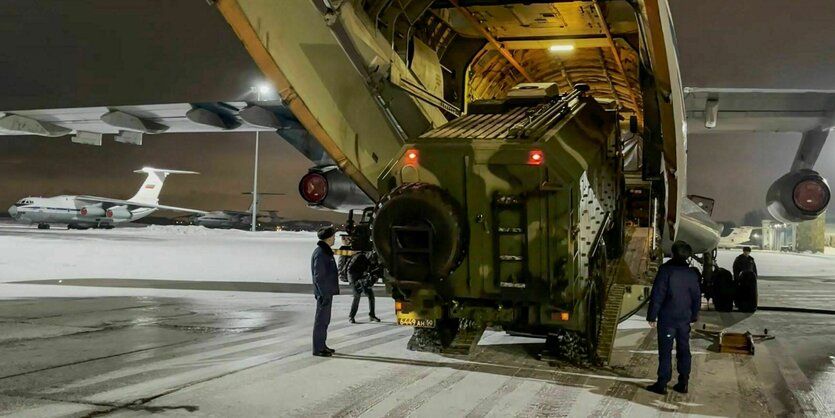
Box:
(298, 166), (374, 212)
(766, 169), (831, 223)
(79, 206), (105, 217)
(105, 206), (132, 220)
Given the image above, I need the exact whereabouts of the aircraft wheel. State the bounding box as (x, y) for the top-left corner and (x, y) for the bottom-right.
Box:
(713, 268), (736, 312)
(735, 271), (758, 313)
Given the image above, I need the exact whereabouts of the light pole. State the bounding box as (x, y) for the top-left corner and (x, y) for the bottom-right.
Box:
(251, 84), (272, 232)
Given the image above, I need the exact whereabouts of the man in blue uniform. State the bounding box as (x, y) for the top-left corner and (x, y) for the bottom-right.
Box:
(311, 226), (340, 357)
(733, 246), (758, 280)
(646, 240), (701, 395)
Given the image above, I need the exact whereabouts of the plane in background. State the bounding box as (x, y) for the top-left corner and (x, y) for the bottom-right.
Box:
(719, 226), (763, 250)
(8, 167), (207, 230)
(187, 192), (285, 230)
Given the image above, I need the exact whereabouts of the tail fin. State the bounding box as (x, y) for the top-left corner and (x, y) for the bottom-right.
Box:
(266, 210), (282, 222)
(241, 192), (285, 217)
(128, 167), (198, 204)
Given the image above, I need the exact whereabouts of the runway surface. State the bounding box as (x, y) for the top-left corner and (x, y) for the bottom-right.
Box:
(0, 276), (833, 418)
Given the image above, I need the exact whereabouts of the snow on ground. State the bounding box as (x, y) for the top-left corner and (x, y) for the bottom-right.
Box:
(716, 248), (835, 277)
(4, 220), (835, 283)
(0, 223), (345, 283)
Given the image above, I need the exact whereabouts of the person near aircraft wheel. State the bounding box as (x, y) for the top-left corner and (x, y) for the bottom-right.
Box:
(646, 241), (701, 395)
(732, 247), (758, 312)
(347, 250), (381, 323)
(733, 246), (758, 280)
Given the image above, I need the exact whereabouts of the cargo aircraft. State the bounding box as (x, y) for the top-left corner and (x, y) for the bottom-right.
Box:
(8, 167), (206, 229)
(189, 192), (285, 230)
(1, 0), (828, 362)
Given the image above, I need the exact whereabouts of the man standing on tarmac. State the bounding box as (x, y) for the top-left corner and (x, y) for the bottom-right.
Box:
(347, 250), (381, 323)
(311, 226), (339, 357)
(733, 246), (758, 280)
(646, 240), (701, 395)
(337, 234), (352, 283)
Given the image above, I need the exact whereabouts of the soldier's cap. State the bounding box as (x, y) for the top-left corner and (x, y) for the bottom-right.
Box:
(317, 226), (336, 240)
(742, 246), (752, 252)
(671, 240), (692, 260)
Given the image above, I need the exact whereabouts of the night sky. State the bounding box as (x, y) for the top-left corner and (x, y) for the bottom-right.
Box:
(1, 0), (835, 224)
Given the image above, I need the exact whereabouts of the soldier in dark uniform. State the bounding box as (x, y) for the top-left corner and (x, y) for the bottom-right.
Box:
(646, 241), (701, 395)
(347, 251), (381, 323)
(311, 226), (339, 357)
(733, 246), (758, 280)
(733, 246), (759, 312)
(337, 234), (352, 283)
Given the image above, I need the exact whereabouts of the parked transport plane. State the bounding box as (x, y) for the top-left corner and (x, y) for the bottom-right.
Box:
(189, 192), (284, 230)
(7, 167), (206, 229)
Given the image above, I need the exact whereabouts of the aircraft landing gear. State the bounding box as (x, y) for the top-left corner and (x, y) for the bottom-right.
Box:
(37, 223), (51, 230)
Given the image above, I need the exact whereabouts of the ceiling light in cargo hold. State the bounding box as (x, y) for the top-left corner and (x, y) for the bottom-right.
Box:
(549, 44), (574, 52)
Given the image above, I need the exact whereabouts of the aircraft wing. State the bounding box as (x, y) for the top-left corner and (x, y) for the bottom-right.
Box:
(0, 101), (333, 165)
(76, 196), (208, 215)
(684, 88), (835, 134)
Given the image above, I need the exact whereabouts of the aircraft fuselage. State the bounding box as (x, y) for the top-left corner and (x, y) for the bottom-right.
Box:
(8, 196), (155, 227)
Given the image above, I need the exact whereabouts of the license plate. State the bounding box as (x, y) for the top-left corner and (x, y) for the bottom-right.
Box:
(397, 317), (436, 328)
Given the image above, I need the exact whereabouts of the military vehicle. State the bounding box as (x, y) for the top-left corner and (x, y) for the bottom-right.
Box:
(371, 82), (628, 359)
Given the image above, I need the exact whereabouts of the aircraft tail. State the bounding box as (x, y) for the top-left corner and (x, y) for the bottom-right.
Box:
(241, 192), (285, 217)
(128, 167), (198, 204)
(266, 210), (282, 222)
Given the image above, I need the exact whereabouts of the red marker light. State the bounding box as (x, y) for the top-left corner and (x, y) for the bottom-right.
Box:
(405, 149), (419, 165)
(528, 150), (544, 165)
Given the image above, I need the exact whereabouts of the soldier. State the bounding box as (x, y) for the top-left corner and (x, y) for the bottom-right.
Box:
(311, 226), (339, 357)
(646, 241), (701, 395)
(348, 251), (381, 323)
(733, 246), (759, 312)
(337, 234), (352, 283)
(732, 246), (758, 280)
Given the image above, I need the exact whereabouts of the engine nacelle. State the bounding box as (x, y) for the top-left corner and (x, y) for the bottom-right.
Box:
(105, 206), (132, 220)
(79, 206), (105, 217)
(766, 169), (831, 223)
(298, 166), (374, 213)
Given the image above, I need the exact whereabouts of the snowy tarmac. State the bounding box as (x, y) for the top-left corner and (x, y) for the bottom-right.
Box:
(0, 223), (834, 417)
(0, 222), (330, 284)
